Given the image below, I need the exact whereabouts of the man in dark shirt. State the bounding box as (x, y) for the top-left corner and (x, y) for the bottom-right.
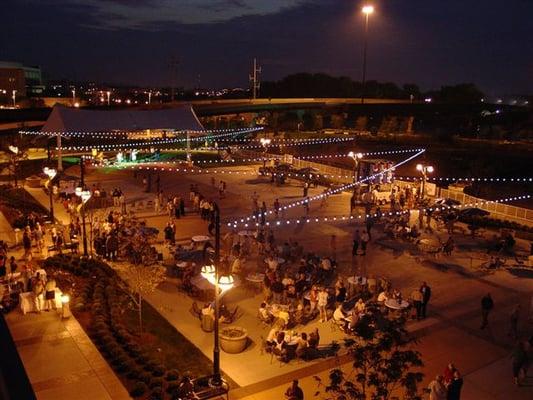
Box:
(420, 282), (431, 319)
(480, 293), (494, 329)
(285, 379), (304, 400)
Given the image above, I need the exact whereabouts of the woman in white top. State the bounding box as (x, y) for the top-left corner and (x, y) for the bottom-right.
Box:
(317, 288), (329, 322)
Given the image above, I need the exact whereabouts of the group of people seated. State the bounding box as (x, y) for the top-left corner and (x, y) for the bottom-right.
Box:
(265, 319), (321, 362)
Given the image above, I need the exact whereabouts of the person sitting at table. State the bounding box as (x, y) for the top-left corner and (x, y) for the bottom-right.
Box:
(286, 284), (298, 305)
(333, 304), (347, 325)
(273, 331), (287, 355)
(266, 255), (279, 271)
(271, 277), (285, 304)
(354, 298), (366, 314)
(377, 290), (389, 303)
(335, 279), (347, 304)
(294, 273), (308, 295)
(258, 302), (273, 324)
(231, 256), (244, 276)
(347, 308), (360, 332)
(295, 332), (309, 358)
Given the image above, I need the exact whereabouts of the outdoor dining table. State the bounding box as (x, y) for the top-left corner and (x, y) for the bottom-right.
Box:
(245, 272), (265, 284)
(384, 298), (410, 310)
(192, 235), (211, 243)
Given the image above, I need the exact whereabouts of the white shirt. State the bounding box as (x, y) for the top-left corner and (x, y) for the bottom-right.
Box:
(377, 292), (388, 302)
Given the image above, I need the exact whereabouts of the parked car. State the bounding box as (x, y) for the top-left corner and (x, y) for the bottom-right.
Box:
(296, 167), (333, 187)
(459, 207), (490, 218)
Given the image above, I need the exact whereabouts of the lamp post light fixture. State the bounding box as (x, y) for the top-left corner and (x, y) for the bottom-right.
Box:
(106, 91), (111, 106)
(12, 90), (17, 108)
(43, 167), (57, 221)
(361, 5), (374, 104)
(75, 187), (92, 257)
(9, 146), (19, 187)
(71, 88), (76, 105)
(416, 163), (434, 200)
(259, 138), (271, 167)
(200, 203), (233, 388)
(348, 151), (363, 184)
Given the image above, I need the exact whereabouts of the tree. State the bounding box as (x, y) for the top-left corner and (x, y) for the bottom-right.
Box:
(120, 264), (166, 334)
(315, 308), (424, 400)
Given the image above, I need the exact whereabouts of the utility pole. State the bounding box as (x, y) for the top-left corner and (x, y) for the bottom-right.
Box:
(249, 58), (261, 100)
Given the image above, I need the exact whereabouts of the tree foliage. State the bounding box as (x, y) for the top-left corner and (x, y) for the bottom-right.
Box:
(315, 309), (424, 400)
(120, 264), (166, 334)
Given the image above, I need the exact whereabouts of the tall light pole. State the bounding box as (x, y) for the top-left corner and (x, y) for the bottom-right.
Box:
(43, 167), (57, 221)
(12, 90), (17, 108)
(72, 88), (76, 105)
(416, 163), (434, 200)
(106, 91), (111, 106)
(260, 138), (271, 168)
(348, 151), (363, 183)
(361, 5), (374, 104)
(200, 203), (233, 388)
(75, 187), (91, 257)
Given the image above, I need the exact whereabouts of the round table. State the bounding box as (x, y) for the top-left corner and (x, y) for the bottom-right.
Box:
(192, 235), (211, 243)
(384, 299), (410, 310)
(245, 273), (265, 284)
(347, 276), (367, 286)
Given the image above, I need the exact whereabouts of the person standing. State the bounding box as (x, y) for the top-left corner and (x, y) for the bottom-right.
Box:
(317, 287), (329, 323)
(410, 288), (423, 320)
(480, 293), (494, 329)
(511, 341), (528, 386)
(360, 230), (370, 256)
(23, 227), (32, 261)
(427, 375), (446, 400)
(44, 277), (57, 311)
(285, 379), (304, 400)
(420, 282), (431, 319)
(274, 198), (280, 218)
(303, 181), (309, 197)
(509, 304), (520, 339)
(32, 273), (45, 313)
(353, 229), (361, 256)
(446, 370), (463, 400)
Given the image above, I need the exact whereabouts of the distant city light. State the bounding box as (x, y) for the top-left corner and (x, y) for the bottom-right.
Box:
(424, 98), (432, 103)
(362, 5), (374, 15)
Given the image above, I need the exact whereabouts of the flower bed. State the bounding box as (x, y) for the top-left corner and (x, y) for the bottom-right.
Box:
(43, 255), (214, 399)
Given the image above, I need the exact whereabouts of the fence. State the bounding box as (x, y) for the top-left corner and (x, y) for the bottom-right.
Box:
(438, 188), (533, 227)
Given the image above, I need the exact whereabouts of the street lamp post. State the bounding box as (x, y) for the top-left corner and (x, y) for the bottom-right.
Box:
(43, 167), (57, 221)
(8, 145), (19, 187)
(260, 138), (271, 168)
(416, 163), (434, 200)
(106, 91), (111, 106)
(71, 88), (76, 105)
(200, 203), (233, 388)
(12, 90), (17, 108)
(348, 151), (363, 184)
(75, 187), (91, 257)
(361, 5), (374, 104)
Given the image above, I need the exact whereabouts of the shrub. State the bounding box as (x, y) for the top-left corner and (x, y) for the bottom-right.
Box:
(166, 381), (180, 394)
(149, 387), (163, 400)
(139, 371), (152, 384)
(127, 367), (143, 380)
(149, 377), (163, 389)
(151, 365), (165, 377)
(130, 382), (148, 397)
(165, 369), (179, 381)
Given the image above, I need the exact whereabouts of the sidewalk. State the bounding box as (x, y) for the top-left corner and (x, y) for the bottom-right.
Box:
(25, 187), (71, 226)
(5, 310), (130, 400)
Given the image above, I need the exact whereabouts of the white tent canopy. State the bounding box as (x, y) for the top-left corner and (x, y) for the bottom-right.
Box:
(41, 104), (204, 133)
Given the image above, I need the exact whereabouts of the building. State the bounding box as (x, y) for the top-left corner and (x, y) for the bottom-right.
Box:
(0, 61), (44, 102)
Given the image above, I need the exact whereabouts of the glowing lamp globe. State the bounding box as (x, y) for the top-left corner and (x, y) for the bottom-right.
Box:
(218, 274), (234, 292)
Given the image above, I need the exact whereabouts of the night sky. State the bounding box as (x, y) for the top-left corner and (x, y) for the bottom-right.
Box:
(2, 0), (532, 95)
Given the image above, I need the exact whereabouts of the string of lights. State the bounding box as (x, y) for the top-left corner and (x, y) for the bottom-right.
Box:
(395, 176), (533, 183)
(228, 149), (427, 226)
(19, 126), (263, 138)
(225, 195), (531, 229)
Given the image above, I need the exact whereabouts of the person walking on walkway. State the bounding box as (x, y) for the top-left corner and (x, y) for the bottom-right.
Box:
(360, 230), (370, 255)
(427, 375), (446, 400)
(480, 293), (494, 329)
(420, 282), (431, 319)
(509, 304), (520, 339)
(446, 370), (463, 400)
(285, 379), (304, 400)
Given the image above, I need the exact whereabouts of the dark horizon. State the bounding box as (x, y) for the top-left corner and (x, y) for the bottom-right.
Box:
(2, 0), (532, 96)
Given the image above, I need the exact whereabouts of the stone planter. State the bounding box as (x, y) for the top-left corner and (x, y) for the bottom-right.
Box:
(219, 326), (248, 354)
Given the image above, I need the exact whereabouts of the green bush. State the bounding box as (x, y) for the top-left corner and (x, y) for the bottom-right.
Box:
(149, 377), (164, 389)
(149, 387), (163, 400)
(165, 369), (179, 381)
(130, 382), (148, 397)
(152, 365), (165, 377)
(127, 366), (143, 380)
(166, 381), (180, 394)
(139, 371), (152, 384)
